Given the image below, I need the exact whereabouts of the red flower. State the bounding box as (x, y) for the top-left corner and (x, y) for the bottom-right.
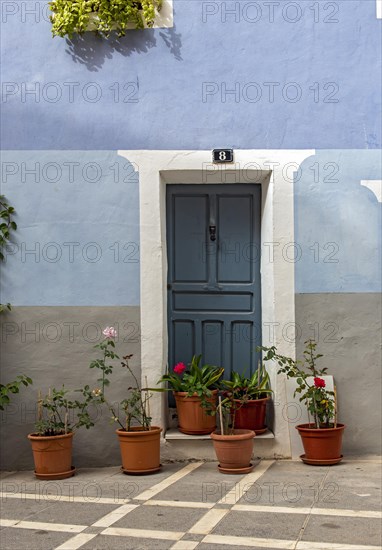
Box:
(174, 362), (187, 375)
(314, 377), (326, 388)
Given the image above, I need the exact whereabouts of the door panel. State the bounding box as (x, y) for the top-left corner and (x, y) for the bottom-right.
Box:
(167, 184), (261, 378)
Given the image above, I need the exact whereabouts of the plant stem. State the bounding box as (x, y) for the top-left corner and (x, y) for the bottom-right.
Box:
(218, 396), (224, 435)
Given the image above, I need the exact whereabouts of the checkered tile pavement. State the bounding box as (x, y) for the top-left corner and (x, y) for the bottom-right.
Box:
(1, 459), (381, 549)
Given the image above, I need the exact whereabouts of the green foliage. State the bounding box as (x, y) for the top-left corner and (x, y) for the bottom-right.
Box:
(222, 362), (272, 401)
(0, 375), (33, 411)
(89, 335), (152, 431)
(157, 355), (224, 397)
(50, 0), (162, 38)
(259, 340), (336, 429)
(34, 386), (96, 436)
(0, 195), (17, 313)
(89, 338), (119, 394)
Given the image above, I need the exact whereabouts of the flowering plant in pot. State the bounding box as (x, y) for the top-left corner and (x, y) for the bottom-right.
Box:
(90, 327), (162, 474)
(157, 355), (224, 435)
(259, 339), (345, 465)
(221, 361), (272, 434)
(50, 0), (162, 39)
(28, 385), (95, 480)
(210, 393), (256, 474)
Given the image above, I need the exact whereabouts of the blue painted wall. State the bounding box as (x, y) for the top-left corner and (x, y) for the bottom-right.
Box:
(1, 149), (380, 305)
(295, 150), (381, 293)
(1, 151), (140, 306)
(1, 2), (381, 304)
(1, 0), (381, 150)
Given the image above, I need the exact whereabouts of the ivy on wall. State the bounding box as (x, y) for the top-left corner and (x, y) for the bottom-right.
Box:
(50, 0), (162, 38)
(0, 195), (17, 313)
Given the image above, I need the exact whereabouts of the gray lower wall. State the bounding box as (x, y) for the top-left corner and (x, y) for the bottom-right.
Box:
(295, 293), (382, 456)
(0, 307), (141, 469)
(1, 295), (381, 470)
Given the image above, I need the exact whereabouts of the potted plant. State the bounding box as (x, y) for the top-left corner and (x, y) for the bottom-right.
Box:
(157, 355), (224, 435)
(28, 385), (95, 480)
(259, 340), (345, 465)
(222, 361), (273, 434)
(50, 0), (162, 39)
(90, 327), (162, 474)
(210, 393), (255, 474)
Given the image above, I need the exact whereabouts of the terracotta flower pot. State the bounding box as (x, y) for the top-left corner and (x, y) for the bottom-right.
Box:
(233, 396), (270, 434)
(210, 429), (255, 474)
(28, 432), (75, 480)
(174, 390), (218, 435)
(296, 423), (345, 465)
(117, 426), (162, 474)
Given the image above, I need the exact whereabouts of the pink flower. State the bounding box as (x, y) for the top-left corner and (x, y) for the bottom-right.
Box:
(102, 326), (117, 339)
(174, 362), (186, 375)
(314, 377), (326, 388)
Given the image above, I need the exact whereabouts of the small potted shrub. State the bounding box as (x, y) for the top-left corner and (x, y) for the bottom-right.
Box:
(210, 394), (255, 474)
(260, 340), (345, 465)
(50, 0), (162, 38)
(90, 327), (162, 474)
(222, 362), (272, 434)
(28, 386), (95, 479)
(157, 355), (224, 435)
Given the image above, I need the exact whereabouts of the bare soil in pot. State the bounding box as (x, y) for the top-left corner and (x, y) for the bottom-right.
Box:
(174, 390), (218, 434)
(117, 426), (162, 474)
(296, 423), (345, 465)
(28, 432), (75, 480)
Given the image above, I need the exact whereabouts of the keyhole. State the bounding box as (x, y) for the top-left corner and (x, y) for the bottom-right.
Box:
(209, 225), (216, 242)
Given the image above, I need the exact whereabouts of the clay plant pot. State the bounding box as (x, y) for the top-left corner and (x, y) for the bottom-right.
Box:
(28, 432), (75, 480)
(117, 426), (162, 474)
(174, 390), (218, 435)
(210, 429), (255, 474)
(233, 396), (270, 434)
(296, 423), (345, 465)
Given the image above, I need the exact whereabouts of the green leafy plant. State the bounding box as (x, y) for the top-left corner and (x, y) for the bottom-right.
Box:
(156, 355), (224, 415)
(34, 386), (96, 436)
(222, 361), (273, 401)
(157, 355), (224, 397)
(50, 0), (162, 38)
(0, 375), (33, 411)
(0, 195), (17, 313)
(259, 340), (336, 429)
(89, 327), (152, 431)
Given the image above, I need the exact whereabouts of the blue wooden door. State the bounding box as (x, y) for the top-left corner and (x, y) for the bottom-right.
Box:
(167, 184), (261, 378)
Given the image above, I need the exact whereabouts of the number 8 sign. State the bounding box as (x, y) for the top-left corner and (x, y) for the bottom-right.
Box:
(212, 149), (234, 163)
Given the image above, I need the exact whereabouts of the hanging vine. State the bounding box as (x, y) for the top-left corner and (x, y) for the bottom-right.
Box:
(0, 195), (17, 313)
(50, 0), (162, 38)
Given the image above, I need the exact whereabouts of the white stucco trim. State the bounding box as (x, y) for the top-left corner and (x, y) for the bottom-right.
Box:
(361, 180), (382, 202)
(377, 0), (382, 19)
(118, 149), (314, 458)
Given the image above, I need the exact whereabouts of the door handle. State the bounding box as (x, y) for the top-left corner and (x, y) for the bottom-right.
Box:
(209, 225), (217, 241)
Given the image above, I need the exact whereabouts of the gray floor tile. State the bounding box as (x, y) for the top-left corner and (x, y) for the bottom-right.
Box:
(112, 504), (205, 532)
(236, 460), (328, 508)
(0, 498), (56, 520)
(24, 501), (120, 525)
(302, 514), (382, 547)
(0, 527), (72, 549)
(212, 510), (307, 540)
(81, 534), (175, 549)
(152, 462), (247, 503)
(312, 461), (382, 511)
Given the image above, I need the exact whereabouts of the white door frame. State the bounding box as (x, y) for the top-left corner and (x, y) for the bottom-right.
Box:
(118, 149), (314, 457)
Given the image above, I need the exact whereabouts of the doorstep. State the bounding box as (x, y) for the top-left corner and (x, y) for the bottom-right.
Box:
(165, 429), (275, 440)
